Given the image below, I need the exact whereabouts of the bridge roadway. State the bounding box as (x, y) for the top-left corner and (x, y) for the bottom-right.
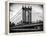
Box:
(10, 23), (43, 33)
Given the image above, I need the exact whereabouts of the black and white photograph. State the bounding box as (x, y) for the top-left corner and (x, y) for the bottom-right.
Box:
(9, 3), (44, 33)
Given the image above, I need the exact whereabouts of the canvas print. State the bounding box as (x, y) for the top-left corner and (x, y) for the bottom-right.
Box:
(9, 3), (43, 33)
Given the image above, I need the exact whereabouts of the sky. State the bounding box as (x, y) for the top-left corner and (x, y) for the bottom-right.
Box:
(9, 3), (43, 24)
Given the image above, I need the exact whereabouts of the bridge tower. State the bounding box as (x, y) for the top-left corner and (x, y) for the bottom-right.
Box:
(22, 6), (32, 24)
